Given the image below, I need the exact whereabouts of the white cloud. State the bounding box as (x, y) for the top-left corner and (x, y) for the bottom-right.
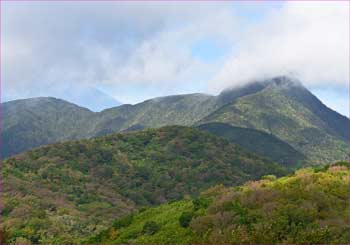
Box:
(1, 2), (236, 100)
(1, 1), (349, 115)
(212, 2), (350, 91)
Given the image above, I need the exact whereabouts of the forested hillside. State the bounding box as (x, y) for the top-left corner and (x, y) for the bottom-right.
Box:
(197, 122), (306, 167)
(1, 97), (95, 158)
(89, 161), (350, 244)
(200, 77), (349, 163)
(0, 126), (286, 243)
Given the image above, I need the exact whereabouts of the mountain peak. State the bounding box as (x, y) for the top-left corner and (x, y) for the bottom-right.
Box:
(261, 76), (302, 88)
(218, 76), (303, 106)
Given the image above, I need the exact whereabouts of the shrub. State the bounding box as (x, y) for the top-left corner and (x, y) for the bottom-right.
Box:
(138, 207), (148, 213)
(179, 212), (193, 228)
(142, 221), (160, 235)
(192, 197), (210, 211)
(113, 214), (134, 229)
(261, 175), (277, 181)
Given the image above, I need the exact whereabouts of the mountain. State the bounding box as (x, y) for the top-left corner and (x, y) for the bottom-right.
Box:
(0, 93), (219, 159)
(2, 85), (122, 113)
(2, 76), (349, 164)
(0, 126), (287, 243)
(0, 97), (95, 158)
(199, 76), (350, 164)
(91, 93), (218, 136)
(197, 122), (306, 167)
(88, 161), (350, 244)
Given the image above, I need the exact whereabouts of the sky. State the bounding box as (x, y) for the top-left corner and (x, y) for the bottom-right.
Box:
(1, 1), (349, 116)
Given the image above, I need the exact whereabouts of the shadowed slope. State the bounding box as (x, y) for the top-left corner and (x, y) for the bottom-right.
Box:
(197, 122), (306, 167)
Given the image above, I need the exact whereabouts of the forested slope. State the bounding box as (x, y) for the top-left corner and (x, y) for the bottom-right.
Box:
(90, 162), (350, 244)
(0, 126), (286, 243)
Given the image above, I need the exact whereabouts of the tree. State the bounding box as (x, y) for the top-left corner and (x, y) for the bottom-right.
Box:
(142, 221), (160, 235)
(179, 212), (193, 228)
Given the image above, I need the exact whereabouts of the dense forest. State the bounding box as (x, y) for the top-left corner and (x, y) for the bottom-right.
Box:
(88, 162), (350, 244)
(0, 126), (287, 243)
(197, 122), (306, 167)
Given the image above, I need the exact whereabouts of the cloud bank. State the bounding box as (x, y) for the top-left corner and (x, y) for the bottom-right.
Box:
(213, 2), (349, 90)
(2, 2), (236, 102)
(1, 1), (349, 115)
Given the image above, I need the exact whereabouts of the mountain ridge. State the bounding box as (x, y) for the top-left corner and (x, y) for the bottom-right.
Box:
(1, 76), (349, 164)
(199, 77), (350, 163)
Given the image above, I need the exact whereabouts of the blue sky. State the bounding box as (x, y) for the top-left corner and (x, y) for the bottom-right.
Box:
(191, 39), (228, 63)
(1, 2), (349, 116)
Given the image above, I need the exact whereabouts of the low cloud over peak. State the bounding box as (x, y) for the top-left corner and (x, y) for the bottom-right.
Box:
(212, 2), (349, 91)
(2, 2), (349, 115)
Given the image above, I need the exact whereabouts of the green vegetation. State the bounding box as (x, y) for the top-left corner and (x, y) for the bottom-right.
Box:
(1, 94), (219, 159)
(94, 93), (219, 135)
(198, 122), (306, 167)
(91, 162), (350, 244)
(142, 221), (161, 235)
(87, 200), (195, 244)
(200, 78), (350, 164)
(0, 126), (286, 243)
(3, 77), (349, 166)
(179, 212), (193, 228)
(1, 76), (349, 244)
(1, 97), (94, 158)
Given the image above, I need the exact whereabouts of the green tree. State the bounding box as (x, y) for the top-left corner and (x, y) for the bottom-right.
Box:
(179, 212), (193, 228)
(142, 221), (160, 235)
